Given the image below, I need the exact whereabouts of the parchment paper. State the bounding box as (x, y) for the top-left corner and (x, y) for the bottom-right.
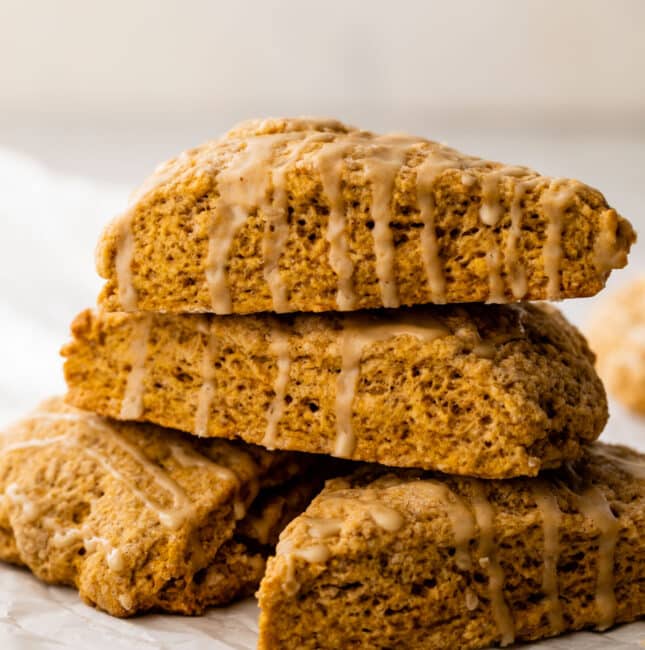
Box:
(0, 147), (643, 649)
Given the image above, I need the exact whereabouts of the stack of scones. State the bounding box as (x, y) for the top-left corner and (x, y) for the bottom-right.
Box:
(1, 118), (642, 649)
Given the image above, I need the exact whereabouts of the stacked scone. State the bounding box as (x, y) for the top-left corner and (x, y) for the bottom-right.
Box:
(1, 118), (643, 648)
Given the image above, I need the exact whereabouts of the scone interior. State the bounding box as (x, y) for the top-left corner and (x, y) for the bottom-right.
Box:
(63, 302), (608, 478)
(0, 398), (327, 617)
(257, 444), (645, 650)
(96, 116), (635, 315)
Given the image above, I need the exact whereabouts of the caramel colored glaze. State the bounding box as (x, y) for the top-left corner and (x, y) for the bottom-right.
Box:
(97, 117), (635, 314)
(258, 445), (644, 649)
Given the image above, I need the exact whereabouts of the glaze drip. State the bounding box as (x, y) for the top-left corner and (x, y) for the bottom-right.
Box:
(417, 480), (476, 571)
(333, 313), (449, 458)
(5, 410), (238, 531)
(108, 123), (595, 312)
(195, 318), (218, 437)
(575, 485), (619, 630)
(262, 322), (291, 449)
(531, 482), (564, 634)
(120, 315), (152, 420)
(362, 135), (417, 308)
(207, 134), (293, 312)
(317, 141), (358, 310)
(542, 180), (577, 301)
(471, 482), (515, 647)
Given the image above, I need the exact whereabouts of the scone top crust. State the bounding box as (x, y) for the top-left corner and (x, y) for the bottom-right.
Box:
(96, 116), (635, 315)
(0, 397), (306, 616)
(258, 443), (645, 649)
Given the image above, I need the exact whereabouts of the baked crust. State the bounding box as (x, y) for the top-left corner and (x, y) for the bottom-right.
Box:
(95, 117), (635, 315)
(62, 303), (607, 478)
(258, 443), (645, 649)
(0, 398), (326, 616)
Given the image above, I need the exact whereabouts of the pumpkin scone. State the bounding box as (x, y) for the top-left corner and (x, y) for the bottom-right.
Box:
(587, 276), (645, 415)
(95, 117), (635, 315)
(62, 302), (607, 479)
(0, 398), (333, 617)
(257, 443), (645, 650)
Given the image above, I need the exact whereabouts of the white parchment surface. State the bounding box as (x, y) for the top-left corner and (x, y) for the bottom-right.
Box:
(0, 148), (643, 649)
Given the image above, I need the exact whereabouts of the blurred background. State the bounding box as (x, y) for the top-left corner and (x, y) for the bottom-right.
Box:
(0, 0), (643, 428)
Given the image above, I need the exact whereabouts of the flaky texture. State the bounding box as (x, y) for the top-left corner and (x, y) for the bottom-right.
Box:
(0, 398), (327, 617)
(258, 444), (645, 650)
(63, 303), (607, 478)
(587, 276), (645, 414)
(96, 117), (635, 315)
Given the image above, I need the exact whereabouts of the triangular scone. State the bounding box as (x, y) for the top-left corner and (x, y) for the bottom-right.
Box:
(258, 444), (645, 649)
(0, 398), (329, 617)
(63, 303), (607, 479)
(96, 117), (635, 314)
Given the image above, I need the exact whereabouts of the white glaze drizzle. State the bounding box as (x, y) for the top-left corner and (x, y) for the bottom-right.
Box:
(333, 313), (449, 458)
(317, 140), (358, 310)
(111, 151), (193, 311)
(292, 543), (330, 563)
(506, 178), (541, 299)
(275, 485), (405, 593)
(7, 410), (235, 529)
(365, 501), (405, 532)
(49, 523), (126, 573)
(531, 482), (564, 634)
(304, 516), (343, 539)
(82, 445), (191, 531)
(263, 134), (329, 311)
(5, 483), (40, 523)
(465, 587), (480, 611)
(313, 492), (405, 534)
(86, 535), (126, 572)
(478, 166), (531, 303)
(362, 135), (416, 308)
(593, 210), (626, 274)
(541, 180), (576, 301)
(415, 147), (466, 303)
(262, 322), (291, 450)
(118, 593), (134, 611)
(471, 482), (515, 647)
(574, 485), (619, 630)
(417, 480), (476, 571)
(194, 318), (218, 437)
(2, 433), (69, 454)
(115, 217), (137, 310)
(486, 247), (506, 304)
(479, 167), (527, 227)
(51, 526), (84, 548)
(120, 314), (152, 419)
(206, 134), (293, 313)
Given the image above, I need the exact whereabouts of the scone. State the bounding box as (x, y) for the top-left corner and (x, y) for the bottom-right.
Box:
(62, 302), (607, 479)
(0, 398), (332, 617)
(257, 443), (645, 650)
(95, 117), (635, 315)
(587, 276), (645, 414)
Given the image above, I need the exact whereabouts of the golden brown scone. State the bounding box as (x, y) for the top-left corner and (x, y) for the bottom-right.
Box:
(0, 398), (329, 617)
(95, 117), (635, 315)
(587, 277), (645, 414)
(155, 477), (328, 615)
(63, 303), (607, 479)
(258, 443), (645, 650)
